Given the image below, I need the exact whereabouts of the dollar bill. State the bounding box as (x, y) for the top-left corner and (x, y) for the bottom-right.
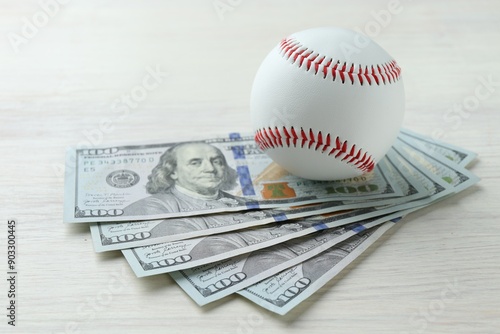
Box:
(123, 208), (404, 277)
(238, 220), (397, 315)
(90, 202), (359, 252)
(64, 134), (404, 223)
(399, 129), (477, 167)
(90, 155), (429, 252)
(394, 137), (480, 194)
(169, 212), (405, 306)
(386, 144), (456, 207)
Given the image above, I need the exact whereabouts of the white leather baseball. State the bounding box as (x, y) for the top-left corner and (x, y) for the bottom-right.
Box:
(251, 27), (405, 180)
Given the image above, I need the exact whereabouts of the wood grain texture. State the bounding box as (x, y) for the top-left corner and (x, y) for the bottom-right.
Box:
(0, 0), (499, 333)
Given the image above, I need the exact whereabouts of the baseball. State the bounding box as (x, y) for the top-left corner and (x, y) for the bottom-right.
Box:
(251, 27), (405, 180)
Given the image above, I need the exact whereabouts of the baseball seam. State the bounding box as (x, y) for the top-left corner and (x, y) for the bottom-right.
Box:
(279, 38), (401, 86)
(255, 126), (375, 173)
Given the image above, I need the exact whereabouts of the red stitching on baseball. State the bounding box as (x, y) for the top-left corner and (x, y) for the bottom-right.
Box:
(279, 37), (401, 86)
(254, 127), (375, 173)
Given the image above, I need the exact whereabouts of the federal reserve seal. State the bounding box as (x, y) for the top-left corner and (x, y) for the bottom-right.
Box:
(106, 170), (140, 188)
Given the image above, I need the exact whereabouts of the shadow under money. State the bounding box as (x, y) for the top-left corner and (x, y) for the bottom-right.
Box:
(65, 222), (91, 236)
(198, 294), (239, 314)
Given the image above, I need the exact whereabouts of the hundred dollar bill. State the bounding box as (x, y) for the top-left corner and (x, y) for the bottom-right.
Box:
(238, 220), (397, 315)
(123, 207), (405, 277)
(399, 129), (477, 167)
(90, 203), (357, 252)
(63, 134), (403, 223)
(90, 155), (429, 252)
(169, 211), (405, 306)
(386, 147), (454, 207)
(394, 137), (480, 194)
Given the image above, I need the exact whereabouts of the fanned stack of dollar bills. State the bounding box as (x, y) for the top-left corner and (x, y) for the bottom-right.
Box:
(63, 129), (479, 315)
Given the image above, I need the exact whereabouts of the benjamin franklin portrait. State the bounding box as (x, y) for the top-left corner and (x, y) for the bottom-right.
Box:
(123, 142), (245, 216)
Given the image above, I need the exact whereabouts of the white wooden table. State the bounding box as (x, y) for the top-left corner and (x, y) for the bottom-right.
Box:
(1, 1), (499, 333)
